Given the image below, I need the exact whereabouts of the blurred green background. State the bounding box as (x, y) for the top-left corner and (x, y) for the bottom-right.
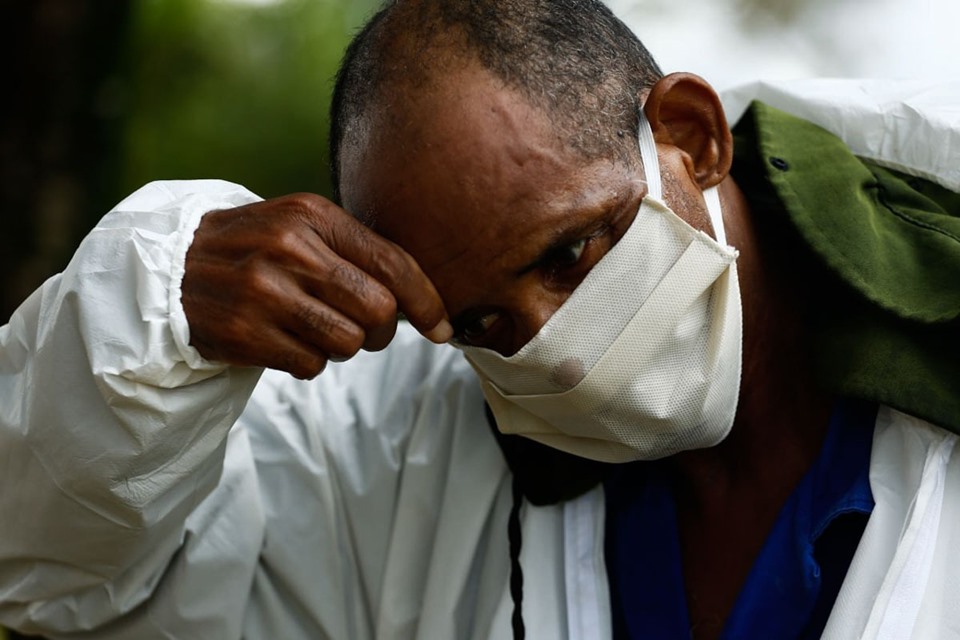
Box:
(1, 0), (379, 324)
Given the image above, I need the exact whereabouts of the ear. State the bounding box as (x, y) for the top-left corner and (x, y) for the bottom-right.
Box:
(642, 73), (732, 190)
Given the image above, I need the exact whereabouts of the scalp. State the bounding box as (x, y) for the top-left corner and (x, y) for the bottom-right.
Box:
(329, 0), (663, 205)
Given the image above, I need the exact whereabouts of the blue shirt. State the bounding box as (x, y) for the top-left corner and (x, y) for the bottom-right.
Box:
(604, 400), (877, 640)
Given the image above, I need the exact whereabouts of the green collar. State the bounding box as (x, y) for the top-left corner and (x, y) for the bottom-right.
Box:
(732, 100), (960, 323)
(732, 101), (960, 434)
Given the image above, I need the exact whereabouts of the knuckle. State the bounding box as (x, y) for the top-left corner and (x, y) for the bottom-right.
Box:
(331, 216), (372, 255)
(292, 301), (335, 335)
(373, 248), (411, 289)
(236, 260), (271, 291)
(301, 192), (327, 210)
(325, 262), (396, 329)
(284, 350), (327, 380)
(366, 293), (397, 327)
(336, 323), (366, 357)
(283, 192), (322, 212)
(217, 315), (252, 354)
(286, 192), (336, 228)
(271, 227), (303, 256)
(362, 322), (398, 353)
(328, 261), (367, 295)
(245, 270), (278, 301)
(293, 303), (363, 357)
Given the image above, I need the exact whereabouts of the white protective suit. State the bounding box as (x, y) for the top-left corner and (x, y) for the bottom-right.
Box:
(1, 80), (959, 640)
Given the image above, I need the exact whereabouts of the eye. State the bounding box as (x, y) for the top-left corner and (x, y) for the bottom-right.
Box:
(545, 237), (588, 269)
(455, 311), (503, 345)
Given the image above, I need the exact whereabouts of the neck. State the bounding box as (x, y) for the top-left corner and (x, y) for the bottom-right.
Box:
(670, 176), (833, 517)
(666, 177), (834, 640)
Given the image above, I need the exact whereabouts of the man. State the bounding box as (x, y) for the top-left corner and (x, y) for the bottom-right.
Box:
(1, 1), (958, 639)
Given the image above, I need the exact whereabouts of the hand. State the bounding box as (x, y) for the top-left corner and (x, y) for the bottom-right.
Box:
(182, 193), (452, 378)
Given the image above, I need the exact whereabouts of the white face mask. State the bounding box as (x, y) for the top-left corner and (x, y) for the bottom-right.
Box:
(457, 110), (743, 463)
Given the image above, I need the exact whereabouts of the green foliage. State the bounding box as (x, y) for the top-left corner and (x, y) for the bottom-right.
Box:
(120, 0), (379, 200)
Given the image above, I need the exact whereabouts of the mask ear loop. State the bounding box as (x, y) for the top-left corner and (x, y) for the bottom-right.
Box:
(637, 109), (729, 247)
(636, 110), (662, 201)
(703, 186), (727, 247)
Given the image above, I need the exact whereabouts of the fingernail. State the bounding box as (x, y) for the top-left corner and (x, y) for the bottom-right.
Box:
(425, 319), (454, 344)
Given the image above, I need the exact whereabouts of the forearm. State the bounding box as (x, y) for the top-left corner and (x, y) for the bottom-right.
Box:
(0, 180), (262, 633)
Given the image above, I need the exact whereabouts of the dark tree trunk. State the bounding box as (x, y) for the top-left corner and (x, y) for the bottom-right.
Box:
(0, 0), (131, 323)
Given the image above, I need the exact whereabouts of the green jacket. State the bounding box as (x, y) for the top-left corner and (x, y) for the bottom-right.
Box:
(732, 101), (960, 436)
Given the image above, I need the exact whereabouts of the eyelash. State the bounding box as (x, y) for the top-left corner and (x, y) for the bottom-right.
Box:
(457, 312), (501, 343)
(544, 237), (587, 269)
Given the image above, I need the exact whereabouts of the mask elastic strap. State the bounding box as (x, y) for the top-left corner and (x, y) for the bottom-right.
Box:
(703, 186), (726, 246)
(636, 110), (662, 201)
(637, 109), (728, 247)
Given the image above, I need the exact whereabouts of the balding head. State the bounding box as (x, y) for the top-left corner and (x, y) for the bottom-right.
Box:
(329, 0), (662, 203)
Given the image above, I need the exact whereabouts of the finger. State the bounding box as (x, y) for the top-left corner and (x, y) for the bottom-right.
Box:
(287, 238), (400, 352)
(322, 216), (453, 343)
(297, 246), (399, 333)
(277, 291), (370, 362)
(206, 256), (366, 370)
(268, 330), (330, 380)
(239, 218), (400, 352)
(362, 321), (398, 352)
(296, 260), (398, 352)
(212, 319), (329, 380)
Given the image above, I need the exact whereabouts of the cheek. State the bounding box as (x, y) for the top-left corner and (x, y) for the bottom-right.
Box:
(496, 282), (574, 356)
(660, 164), (711, 234)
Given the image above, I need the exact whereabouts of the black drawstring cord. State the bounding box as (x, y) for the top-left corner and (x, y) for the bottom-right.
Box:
(509, 473), (526, 640)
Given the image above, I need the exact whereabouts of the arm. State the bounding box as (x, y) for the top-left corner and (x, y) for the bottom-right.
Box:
(0, 181), (264, 634)
(0, 179), (451, 636)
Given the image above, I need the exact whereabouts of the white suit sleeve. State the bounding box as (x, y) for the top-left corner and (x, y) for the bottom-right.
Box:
(0, 180), (264, 636)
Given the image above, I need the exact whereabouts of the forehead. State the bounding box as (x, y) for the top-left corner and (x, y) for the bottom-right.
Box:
(341, 64), (583, 211)
(338, 64), (636, 310)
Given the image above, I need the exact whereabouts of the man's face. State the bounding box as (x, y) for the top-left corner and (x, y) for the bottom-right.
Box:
(340, 64), (648, 356)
